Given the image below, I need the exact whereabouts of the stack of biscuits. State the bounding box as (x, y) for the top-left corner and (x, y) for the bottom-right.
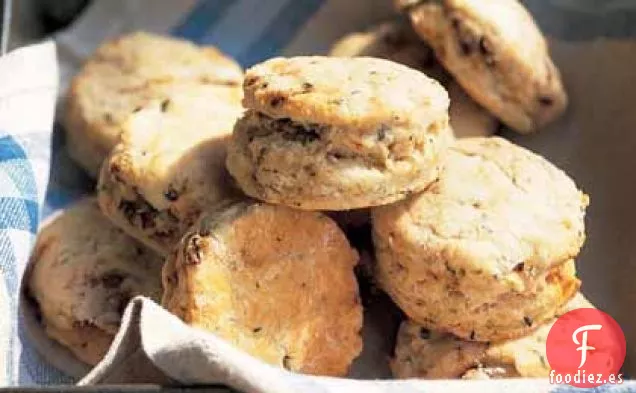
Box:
(26, 0), (595, 382)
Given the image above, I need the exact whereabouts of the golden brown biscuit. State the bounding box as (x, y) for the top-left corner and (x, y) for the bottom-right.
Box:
(27, 198), (163, 365)
(329, 21), (497, 138)
(98, 86), (243, 255)
(392, 293), (594, 379)
(65, 31), (243, 176)
(226, 56), (451, 210)
(162, 201), (363, 376)
(373, 137), (588, 341)
(401, 0), (567, 133)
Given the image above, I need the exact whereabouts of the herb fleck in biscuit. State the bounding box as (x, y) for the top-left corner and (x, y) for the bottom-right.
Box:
(392, 293), (594, 379)
(27, 198), (162, 365)
(373, 137), (588, 341)
(398, 0), (567, 133)
(329, 21), (497, 139)
(98, 87), (243, 255)
(65, 32), (243, 177)
(162, 201), (363, 376)
(226, 56), (451, 210)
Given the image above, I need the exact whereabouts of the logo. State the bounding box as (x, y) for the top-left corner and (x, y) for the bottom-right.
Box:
(572, 324), (602, 368)
(546, 308), (626, 388)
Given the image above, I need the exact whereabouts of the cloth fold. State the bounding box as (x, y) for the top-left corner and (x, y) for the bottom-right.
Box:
(79, 297), (567, 393)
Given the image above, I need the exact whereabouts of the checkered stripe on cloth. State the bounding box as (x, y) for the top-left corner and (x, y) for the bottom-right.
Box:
(0, 41), (71, 385)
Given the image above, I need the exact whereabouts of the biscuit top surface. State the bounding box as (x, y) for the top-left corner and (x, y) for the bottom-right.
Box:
(162, 201), (362, 376)
(71, 32), (243, 124)
(65, 31), (244, 176)
(407, 0), (548, 74)
(243, 56), (449, 130)
(28, 198), (163, 334)
(120, 86), (241, 156)
(90, 32), (243, 85)
(374, 137), (588, 276)
(112, 86), (243, 210)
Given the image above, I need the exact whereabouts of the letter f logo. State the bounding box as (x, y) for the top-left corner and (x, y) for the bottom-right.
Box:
(572, 324), (602, 368)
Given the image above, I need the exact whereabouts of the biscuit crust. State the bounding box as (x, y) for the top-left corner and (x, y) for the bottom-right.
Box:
(329, 21), (497, 138)
(162, 201), (363, 376)
(373, 137), (588, 341)
(98, 87), (243, 255)
(27, 198), (163, 365)
(392, 293), (594, 379)
(65, 32), (243, 176)
(227, 56), (451, 210)
(404, 0), (567, 133)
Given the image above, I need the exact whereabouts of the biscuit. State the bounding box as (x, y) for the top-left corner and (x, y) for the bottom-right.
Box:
(162, 201), (363, 376)
(329, 20), (447, 83)
(98, 86), (243, 255)
(447, 81), (498, 138)
(392, 293), (594, 379)
(329, 21), (497, 138)
(65, 31), (243, 177)
(27, 198), (163, 365)
(226, 56), (451, 210)
(401, 0), (567, 133)
(373, 137), (588, 341)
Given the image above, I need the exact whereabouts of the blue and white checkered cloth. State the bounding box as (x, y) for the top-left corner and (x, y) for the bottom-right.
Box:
(2, 0), (636, 390)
